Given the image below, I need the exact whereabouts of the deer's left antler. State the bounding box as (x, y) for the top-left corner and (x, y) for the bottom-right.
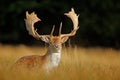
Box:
(61, 8), (79, 37)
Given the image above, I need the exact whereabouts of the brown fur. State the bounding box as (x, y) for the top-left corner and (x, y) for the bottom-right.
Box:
(13, 54), (50, 70)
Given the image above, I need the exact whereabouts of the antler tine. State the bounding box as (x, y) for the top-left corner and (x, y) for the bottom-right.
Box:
(50, 25), (55, 36)
(25, 11), (50, 40)
(59, 22), (62, 36)
(61, 8), (79, 37)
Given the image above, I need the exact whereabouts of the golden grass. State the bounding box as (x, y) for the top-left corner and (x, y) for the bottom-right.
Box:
(0, 44), (120, 80)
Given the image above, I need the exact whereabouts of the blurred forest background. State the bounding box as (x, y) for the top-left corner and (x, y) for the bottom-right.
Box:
(0, 0), (120, 48)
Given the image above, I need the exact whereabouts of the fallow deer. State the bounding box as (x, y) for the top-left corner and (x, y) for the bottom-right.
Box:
(13, 8), (79, 71)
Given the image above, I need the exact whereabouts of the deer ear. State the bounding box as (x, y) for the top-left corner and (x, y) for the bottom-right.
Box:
(61, 36), (69, 43)
(40, 36), (50, 43)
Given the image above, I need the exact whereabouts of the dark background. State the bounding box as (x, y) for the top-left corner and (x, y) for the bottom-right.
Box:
(0, 0), (120, 48)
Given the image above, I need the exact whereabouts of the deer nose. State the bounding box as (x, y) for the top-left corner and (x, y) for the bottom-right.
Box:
(54, 45), (58, 48)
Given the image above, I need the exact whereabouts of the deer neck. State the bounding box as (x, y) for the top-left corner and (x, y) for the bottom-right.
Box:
(44, 45), (62, 70)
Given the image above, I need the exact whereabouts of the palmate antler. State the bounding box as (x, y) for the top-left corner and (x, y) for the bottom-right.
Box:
(25, 11), (51, 42)
(25, 11), (41, 38)
(25, 8), (79, 43)
(60, 8), (79, 37)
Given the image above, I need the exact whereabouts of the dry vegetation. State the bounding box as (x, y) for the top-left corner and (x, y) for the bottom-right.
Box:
(0, 44), (120, 80)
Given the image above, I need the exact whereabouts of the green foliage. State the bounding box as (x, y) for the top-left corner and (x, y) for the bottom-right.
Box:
(0, 0), (120, 48)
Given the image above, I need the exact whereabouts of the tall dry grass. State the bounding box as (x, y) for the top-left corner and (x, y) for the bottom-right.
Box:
(0, 44), (120, 80)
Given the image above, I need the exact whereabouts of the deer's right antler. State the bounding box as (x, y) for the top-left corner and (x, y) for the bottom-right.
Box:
(25, 11), (41, 39)
(25, 11), (51, 42)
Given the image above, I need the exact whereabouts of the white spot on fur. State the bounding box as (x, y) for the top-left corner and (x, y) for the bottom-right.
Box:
(45, 52), (61, 71)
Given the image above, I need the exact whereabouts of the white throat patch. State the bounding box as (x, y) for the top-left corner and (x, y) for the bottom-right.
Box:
(50, 52), (61, 66)
(45, 52), (61, 70)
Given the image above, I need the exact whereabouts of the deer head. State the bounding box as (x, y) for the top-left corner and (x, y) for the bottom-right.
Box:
(25, 8), (79, 48)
